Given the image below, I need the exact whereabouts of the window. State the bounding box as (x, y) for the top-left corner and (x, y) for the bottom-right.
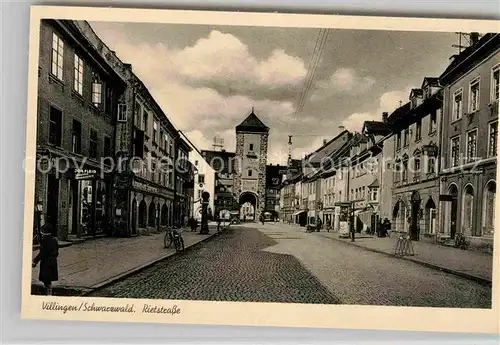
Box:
(168, 172), (173, 187)
(153, 122), (158, 142)
(469, 77), (480, 113)
(427, 156), (436, 174)
(73, 54), (83, 94)
(396, 132), (401, 150)
(492, 64), (500, 102)
(169, 141), (173, 157)
(49, 106), (62, 146)
(466, 129), (478, 163)
(104, 136), (111, 157)
(160, 130), (164, 148)
(451, 136), (460, 167)
(198, 174), (205, 184)
(105, 85), (113, 115)
(415, 119), (422, 141)
(453, 89), (463, 121)
(117, 104), (127, 122)
(249, 143), (254, 151)
(430, 111), (437, 133)
(134, 102), (141, 127)
(402, 159), (408, 181)
(142, 110), (148, 132)
(91, 73), (102, 108)
(51, 33), (64, 80)
(414, 156), (421, 174)
(89, 129), (98, 159)
(370, 188), (379, 202)
(403, 128), (409, 146)
(488, 121), (498, 157)
(71, 120), (81, 154)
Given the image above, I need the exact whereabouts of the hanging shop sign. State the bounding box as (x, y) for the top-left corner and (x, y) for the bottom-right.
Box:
(75, 169), (98, 180)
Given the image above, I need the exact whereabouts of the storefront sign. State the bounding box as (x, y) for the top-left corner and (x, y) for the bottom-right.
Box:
(75, 169), (98, 180)
(439, 194), (455, 202)
(133, 181), (159, 194)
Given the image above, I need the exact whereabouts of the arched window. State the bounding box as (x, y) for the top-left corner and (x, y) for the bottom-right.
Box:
(148, 202), (156, 227)
(138, 200), (147, 228)
(483, 181), (496, 236)
(462, 184), (474, 236)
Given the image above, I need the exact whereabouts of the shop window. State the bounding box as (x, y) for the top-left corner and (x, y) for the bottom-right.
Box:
(138, 200), (147, 228)
(483, 181), (496, 236)
(462, 185), (474, 236)
(148, 202), (156, 227)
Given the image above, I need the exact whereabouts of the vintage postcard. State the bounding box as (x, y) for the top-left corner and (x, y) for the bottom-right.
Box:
(21, 5), (499, 333)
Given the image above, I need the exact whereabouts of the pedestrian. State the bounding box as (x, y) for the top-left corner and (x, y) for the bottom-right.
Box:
(32, 223), (59, 296)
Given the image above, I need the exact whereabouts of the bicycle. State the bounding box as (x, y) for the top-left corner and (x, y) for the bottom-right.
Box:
(164, 226), (185, 252)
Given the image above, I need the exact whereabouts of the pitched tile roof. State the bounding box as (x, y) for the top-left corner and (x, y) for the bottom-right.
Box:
(235, 110), (269, 133)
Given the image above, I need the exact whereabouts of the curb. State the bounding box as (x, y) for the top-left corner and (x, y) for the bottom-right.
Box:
(82, 230), (220, 296)
(32, 227), (222, 297)
(320, 234), (492, 287)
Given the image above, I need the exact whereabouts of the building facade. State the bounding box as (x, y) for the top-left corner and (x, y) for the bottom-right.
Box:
(233, 110), (269, 221)
(201, 149), (236, 218)
(387, 79), (443, 241)
(174, 137), (194, 225)
(438, 33), (499, 249)
(264, 164), (284, 220)
(35, 19), (127, 241)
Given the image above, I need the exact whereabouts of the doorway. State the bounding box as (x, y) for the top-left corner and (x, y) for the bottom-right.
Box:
(448, 184), (458, 239)
(131, 199), (137, 235)
(46, 174), (59, 236)
(410, 191), (421, 241)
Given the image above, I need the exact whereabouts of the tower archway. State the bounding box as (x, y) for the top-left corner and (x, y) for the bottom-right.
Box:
(239, 192), (258, 221)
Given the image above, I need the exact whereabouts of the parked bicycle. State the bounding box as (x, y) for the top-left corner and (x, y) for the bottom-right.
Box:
(454, 232), (469, 250)
(164, 224), (185, 252)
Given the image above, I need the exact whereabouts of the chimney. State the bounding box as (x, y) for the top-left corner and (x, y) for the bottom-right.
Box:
(338, 125), (345, 132)
(449, 54), (458, 62)
(470, 32), (480, 46)
(323, 139), (327, 146)
(382, 112), (389, 123)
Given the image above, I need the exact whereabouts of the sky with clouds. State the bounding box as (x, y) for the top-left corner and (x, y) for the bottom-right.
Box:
(90, 21), (457, 164)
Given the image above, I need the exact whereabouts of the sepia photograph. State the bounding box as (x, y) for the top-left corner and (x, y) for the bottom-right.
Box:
(21, 5), (499, 332)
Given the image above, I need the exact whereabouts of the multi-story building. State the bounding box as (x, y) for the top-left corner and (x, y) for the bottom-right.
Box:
(264, 164), (285, 220)
(386, 79), (443, 241)
(233, 110), (269, 221)
(278, 159), (302, 222)
(35, 20), (127, 241)
(201, 149), (236, 218)
(113, 67), (179, 236)
(174, 137), (194, 224)
(438, 33), (499, 249)
(180, 132), (216, 222)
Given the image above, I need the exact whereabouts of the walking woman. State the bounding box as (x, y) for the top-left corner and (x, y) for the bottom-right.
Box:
(32, 224), (59, 295)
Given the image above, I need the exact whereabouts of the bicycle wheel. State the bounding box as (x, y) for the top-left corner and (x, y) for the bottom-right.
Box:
(174, 238), (181, 252)
(164, 232), (173, 248)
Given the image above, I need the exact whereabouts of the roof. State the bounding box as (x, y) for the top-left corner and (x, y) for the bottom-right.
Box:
(362, 121), (392, 136)
(422, 77), (439, 88)
(440, 33), (500, 86)
(235, 110), (269, 133)
(387, 91), (442, 130)
(368, 178), (379, 188)
(410, 88), (423, 98)
(386, 102), (411, 129)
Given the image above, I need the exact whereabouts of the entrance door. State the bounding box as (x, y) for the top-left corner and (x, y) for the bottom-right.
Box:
(410, 201), (420, 240)
(46, 174), (59, 235)
(450, 199), (457, 239)
(131, 199), (137, 235)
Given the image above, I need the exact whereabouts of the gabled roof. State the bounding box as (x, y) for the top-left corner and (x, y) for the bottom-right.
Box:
(421, 77), (439, 88)
(368, 178), (379, 188)
(235, 109), (269, 133)
(362, 121), (392, 136)
(386, 102), (411, 129)
(410, 88), (423, 98)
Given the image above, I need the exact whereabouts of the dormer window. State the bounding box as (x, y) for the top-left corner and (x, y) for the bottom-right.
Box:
(249, 143), (254, 151)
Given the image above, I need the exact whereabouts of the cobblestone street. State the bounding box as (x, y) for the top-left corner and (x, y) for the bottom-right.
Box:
(90, 223), (491, 308)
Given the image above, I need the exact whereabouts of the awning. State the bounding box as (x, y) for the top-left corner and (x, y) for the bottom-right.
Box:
(293, 210), (306, 216)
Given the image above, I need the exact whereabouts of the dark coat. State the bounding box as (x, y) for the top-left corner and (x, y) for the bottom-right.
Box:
(33, 234), (59, 283)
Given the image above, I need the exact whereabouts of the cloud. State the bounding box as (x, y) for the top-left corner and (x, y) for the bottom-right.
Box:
(341, 85), (413, 132)
(311, 68), (376, 100)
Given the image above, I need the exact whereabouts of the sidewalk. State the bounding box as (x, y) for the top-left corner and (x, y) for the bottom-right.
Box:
(317, 232), (493, 285)
(31, 224), (220, 295)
